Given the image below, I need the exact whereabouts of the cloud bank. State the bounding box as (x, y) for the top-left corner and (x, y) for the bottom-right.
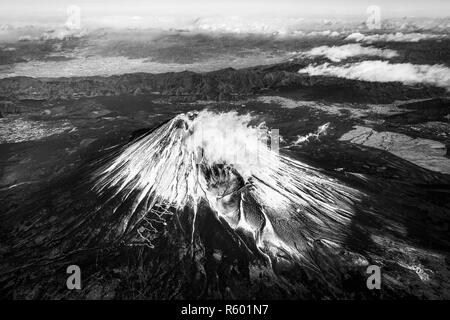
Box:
(304, 44), (398, 62)
(346, 32), (446, 43)
(298, 60), (450, 90)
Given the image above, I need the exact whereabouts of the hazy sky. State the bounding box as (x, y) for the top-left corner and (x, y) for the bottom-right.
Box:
(1, 0), (449, 26)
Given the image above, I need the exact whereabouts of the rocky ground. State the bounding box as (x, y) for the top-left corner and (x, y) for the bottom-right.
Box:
(0, 60), (450, 299)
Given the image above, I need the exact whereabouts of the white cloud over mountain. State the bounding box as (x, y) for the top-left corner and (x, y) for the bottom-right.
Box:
(346, 32), (446, 43)
(304, 44), (398, 62)
(299, 60), (450, 90)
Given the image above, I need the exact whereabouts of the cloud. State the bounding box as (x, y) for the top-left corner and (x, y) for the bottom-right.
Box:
(188, 17), (346, 37)
(190, 16), (306, 35)
(306, 30), (340, 37)
(346, 32), (446, 43)
(40, 28), (86, 41)
(8, 27), (85, 42)
(304, 44), (398, 62)
(298, 60), (450, 90)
